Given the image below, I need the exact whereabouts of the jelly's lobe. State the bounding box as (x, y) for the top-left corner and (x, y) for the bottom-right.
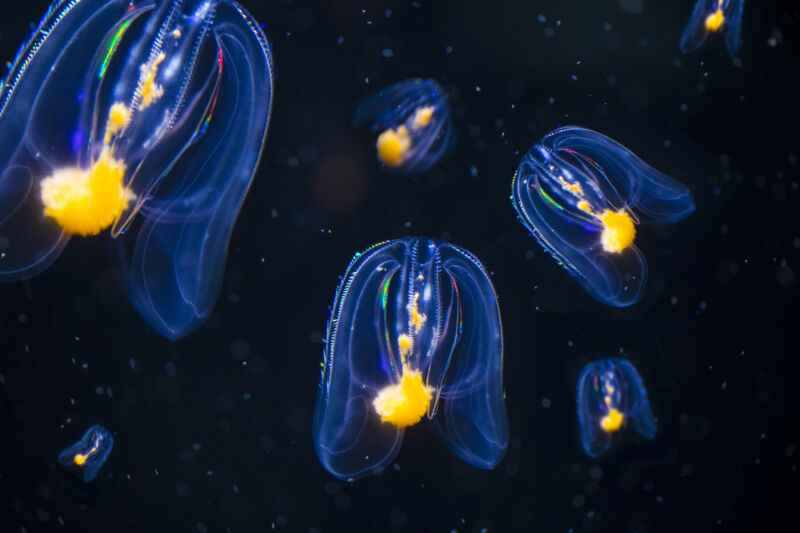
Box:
(125, 1), (274, 340)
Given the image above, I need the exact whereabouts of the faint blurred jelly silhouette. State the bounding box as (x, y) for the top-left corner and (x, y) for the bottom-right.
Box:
(353, 78), (456, 174)
(679, 0), (745, 58)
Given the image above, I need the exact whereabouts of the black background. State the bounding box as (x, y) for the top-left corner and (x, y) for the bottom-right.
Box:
(1, 0), (798, 531)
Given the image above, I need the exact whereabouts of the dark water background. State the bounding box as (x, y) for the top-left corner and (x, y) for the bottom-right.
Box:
(1, 0), (798, 531)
